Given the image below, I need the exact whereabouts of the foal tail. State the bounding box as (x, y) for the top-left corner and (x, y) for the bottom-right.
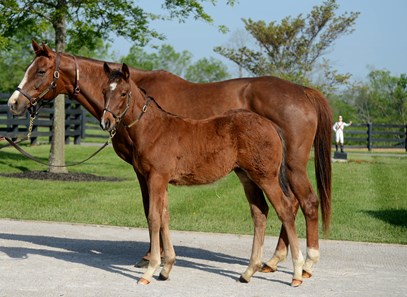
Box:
(304, 87), (333, 238)
(276, 127), (290, 199)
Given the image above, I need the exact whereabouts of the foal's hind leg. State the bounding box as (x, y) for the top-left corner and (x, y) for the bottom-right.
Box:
(235, 170), (268, 283)
(262, 183), (304, 286)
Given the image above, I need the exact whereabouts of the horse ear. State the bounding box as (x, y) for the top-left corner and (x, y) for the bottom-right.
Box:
(32, 40), (43, 56)
(122, 63), (130, 81)
(41, 42), (53, 57)
(103, 62), (111, 75)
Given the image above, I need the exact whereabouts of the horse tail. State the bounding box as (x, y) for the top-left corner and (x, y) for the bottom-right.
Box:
(304, 87), (333, 238)
(276, 127), (290, 198)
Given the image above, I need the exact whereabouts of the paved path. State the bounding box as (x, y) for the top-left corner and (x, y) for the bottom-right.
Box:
(0, 219), (406, 297)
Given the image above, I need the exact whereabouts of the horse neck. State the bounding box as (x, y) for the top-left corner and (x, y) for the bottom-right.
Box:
(125, 84), (178, 131)
(60, 54), (109, 120)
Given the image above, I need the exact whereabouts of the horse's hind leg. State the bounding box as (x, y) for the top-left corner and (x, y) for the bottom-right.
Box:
(262, 184), (304, 286)
(261, 223), (290, 273)
(287, 168), (320, 278)
(158, 189), (176, 281)
(235, 169), (268, 283)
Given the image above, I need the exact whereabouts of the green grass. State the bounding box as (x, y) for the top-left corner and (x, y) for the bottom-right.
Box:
(0, 144), (406, 244)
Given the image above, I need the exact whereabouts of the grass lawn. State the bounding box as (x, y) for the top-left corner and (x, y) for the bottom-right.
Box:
(0, 144), (406, 244)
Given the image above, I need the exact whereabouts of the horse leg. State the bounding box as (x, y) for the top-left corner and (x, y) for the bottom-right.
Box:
(235, 169), (268, 283)
(158, 189), (176, 281)
(261, 224), (290, 273)
(134, 171), (164, 268)
(138, 174), (168, 285)
(262, 183), (304, 287)
(287, 167), (320, 279)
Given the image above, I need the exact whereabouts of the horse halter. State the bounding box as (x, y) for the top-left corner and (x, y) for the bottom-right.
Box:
(102, 88), (152, 136)
(15, 53), (61, 111)
(15, 53), (80, 114)
(102, 91), (132, 137)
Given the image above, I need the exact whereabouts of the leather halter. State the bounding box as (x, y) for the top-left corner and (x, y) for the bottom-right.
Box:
(15, 53), (61, 108)
(15, 53), (81, 111)
(102, 88), (152, 136)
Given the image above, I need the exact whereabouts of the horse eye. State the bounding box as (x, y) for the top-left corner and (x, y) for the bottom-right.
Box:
(121, 92), (126, 97)
(38, 70), (46, 77)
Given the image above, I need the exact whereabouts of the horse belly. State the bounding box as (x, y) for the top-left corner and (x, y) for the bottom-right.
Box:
(170, 148), (236, 186)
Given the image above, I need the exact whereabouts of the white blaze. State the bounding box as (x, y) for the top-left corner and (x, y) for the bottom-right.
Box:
(110, 82), (117, 91)
(8, 62), (34, 105)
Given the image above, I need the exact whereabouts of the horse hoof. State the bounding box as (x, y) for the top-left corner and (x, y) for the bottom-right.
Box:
(238, 276), (250, 283)
(138, 277), (150, 285)
(260, 264), (277, 273)
(158, 273), (168, 281)
(291, 279), (303, 287)
(302, 270), (312, 279)
(135, 258), (149, 268)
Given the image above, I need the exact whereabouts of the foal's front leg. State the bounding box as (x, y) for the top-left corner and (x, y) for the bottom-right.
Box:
(138, 174), (171, 285)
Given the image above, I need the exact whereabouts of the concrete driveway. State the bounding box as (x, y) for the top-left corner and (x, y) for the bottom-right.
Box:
(0, 219), (406, 297)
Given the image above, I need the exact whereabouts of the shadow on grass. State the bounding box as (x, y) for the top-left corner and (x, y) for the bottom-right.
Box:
(363, 209), (407, 228)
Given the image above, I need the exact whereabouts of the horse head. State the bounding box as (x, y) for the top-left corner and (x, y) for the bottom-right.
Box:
(8, 40), (64, 116)
(100, 62), (132, 133)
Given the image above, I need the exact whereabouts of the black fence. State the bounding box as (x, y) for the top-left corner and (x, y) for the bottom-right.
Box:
(1, 95), (406, 151)
(0, 97), (107, 145)
(342, 123), (406, 151)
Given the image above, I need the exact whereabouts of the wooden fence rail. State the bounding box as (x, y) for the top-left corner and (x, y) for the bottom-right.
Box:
(1, 97), (406, 151)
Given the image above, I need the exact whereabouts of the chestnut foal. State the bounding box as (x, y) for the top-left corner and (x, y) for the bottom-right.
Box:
(100, 63), (304, 286)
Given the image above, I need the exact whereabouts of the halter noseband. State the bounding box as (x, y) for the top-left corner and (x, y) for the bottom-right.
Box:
(16, 53), (61, 109)
(102, 91), (132, 136)
(102, 88), (152, 136)
(15, 53), (81, 112)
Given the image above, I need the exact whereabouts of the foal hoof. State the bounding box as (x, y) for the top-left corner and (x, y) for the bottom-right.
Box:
(260, 264), (277, 273)
(291, 279), (303, 287)
(302, 270), (312, 279)
(158, 273), (168, 281)
(138, 277), (150, 285)
(135, 258), (149, 268)
(238, 275), (250, 283)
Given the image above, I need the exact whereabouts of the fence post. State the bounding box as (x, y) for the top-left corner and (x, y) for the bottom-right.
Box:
(367, 123), (373, 151)
(405, 124), (407, 152)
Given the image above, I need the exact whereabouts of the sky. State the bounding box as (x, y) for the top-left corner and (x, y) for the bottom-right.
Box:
(112, 0), (407, 81)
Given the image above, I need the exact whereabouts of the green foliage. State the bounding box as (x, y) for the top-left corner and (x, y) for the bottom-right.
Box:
(0, 1), (234, 51)
(214, 0), (359, 94)
(340, 70), (407, 124)
(0, 145), (406, 244)
(185, 57), (230, 82)
(121, 44), (230, 82)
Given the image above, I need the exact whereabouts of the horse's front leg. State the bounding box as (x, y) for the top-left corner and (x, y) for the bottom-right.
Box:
(134, 170), (164, 268)
(138, 174), (169, 285)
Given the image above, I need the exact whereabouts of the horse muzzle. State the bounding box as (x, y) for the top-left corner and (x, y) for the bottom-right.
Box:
(100, 112), (116, 133)
(8, 92), (28, 116)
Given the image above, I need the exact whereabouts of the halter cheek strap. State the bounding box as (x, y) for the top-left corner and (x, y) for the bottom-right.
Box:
(15, 53), (61, 107)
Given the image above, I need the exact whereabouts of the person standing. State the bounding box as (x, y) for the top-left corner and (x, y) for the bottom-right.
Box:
(333, 115), (352, 152)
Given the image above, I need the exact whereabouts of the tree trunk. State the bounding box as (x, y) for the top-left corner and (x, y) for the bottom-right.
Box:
(49, 0), (68, 173)
(48, 94), (67, 173)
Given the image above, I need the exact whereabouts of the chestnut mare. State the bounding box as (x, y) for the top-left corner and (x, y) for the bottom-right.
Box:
(101, 62), (305, 285)
(8, 41), (332, 279)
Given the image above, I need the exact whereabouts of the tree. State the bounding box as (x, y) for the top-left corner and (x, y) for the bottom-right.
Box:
(185, 57), (230, 82)
(214, 0), (359, 94)
(0, 0), (234, 172)
(121, 44), (230, 82)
